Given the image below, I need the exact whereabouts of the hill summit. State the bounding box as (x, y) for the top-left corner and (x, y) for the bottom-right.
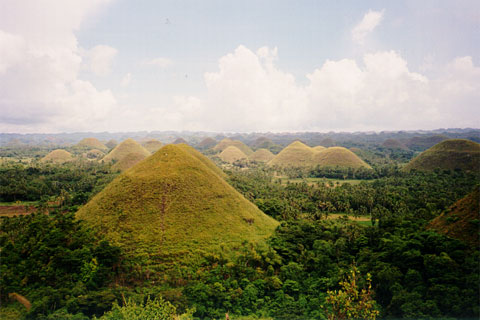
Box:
(268, 141), (314, 168)
(214, 138), (253, 155)
(404, 139), (480, 172)
(219, 146), (248, 163)
(76, 137), (108, 151)
(41, 149), (74, 163)
(102, 138), (150, 163)
(76, 144), (278, 265)
(142, 139), (163, 153)
(313, 147), (372, 169)
(249, 149), (275, 162)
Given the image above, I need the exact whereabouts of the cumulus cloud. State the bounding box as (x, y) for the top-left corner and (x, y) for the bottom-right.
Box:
(167, 46), (478, 132)
(352, 9), (385, 45)
(120, 73), (132, 87)
(85, 45), (117, 76)
(143, 57), (173, 68)
(0, 0), (117, 132)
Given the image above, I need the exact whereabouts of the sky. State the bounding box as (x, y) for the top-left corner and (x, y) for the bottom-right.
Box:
(0, 0), (479, 133)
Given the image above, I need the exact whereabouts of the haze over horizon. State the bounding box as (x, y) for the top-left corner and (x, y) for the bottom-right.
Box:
(0, 1), (479, 134)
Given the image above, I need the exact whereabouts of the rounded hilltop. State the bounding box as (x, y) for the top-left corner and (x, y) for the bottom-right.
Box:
(219, 146), (248, 163)
(142, 139), (163, 153)
(249, 148), (275, 162)
(41, 149), (74, 163)
(76, 137), (108, 151)
(102, 138), (150, 163)
(76, 144), (278, 266)
(213, 138), (253, 156)
(404, 139), (480, 172)
(312, 147), (371, 169)
(268, 141), (315, 168)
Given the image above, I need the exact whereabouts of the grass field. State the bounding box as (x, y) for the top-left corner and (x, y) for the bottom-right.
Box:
(325, 213), (374, 226)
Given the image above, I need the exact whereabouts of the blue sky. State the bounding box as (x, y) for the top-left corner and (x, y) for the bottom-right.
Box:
(0, 0), (479, 133)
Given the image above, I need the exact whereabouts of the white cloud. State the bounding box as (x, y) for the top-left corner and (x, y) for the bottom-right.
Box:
(0, 0), (117, 133)
(120, 73), (132, 87)
(352, 9), (385, 45)
(143, 57), (173, 68)
(85, 44), (117, 76)
(166, 46), (478, 132)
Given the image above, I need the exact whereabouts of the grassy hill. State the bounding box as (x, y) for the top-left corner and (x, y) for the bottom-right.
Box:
(382, 138), (407, 150)
(428, 187), (479, 247)
(249, 148), (275, 162)
(142, 139), (163, 153)
(312, 146), (326, 152)
(76, 137), (108, 151)
(76, 144), (278, 268)
(213, 138), (253, 156)
(102, 138), (150, 163)
(111, 152), (148, 171)
(404, 139), (480, 172)
(268, 141), (315, 168)
(173, 137), (188, 144)
(218, 146), (248, 163)
(85, 149), (105, 160)
(41, 149), (74, 163)
(313, 147), (372, 169)
(105, 139), (118, 149)
(406, 135), (448, 151)
(197, 137), (217, 150)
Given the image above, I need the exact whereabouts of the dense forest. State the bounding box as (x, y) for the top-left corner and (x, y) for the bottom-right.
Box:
(0, 135), (479, 320)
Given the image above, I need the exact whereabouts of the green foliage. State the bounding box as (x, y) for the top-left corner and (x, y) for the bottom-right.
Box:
(96, 296), (177, 320)
(0, 213), (121, 319)
(325, 265), (379, 320)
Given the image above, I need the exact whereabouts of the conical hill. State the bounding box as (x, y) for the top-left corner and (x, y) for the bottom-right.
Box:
(382, 138), (407, 150)
(198, 137), (217, 150)
(428, 187), (479, 247)
(76, 137), (108, 151)
(404, 139), (480, 172)
(312, 147), (372, 169)
(219, 146), (248, 163)
(214, 138), (253, 156)
(142, 139), (163, 153)
(249, 149), (275, 162)
(76, 144), (277, 263)
(112, 152), (148, 171)
(312, 146), (326, 152)
(102, 138), (150, 163)
(268, 141), (315, 168)
(41, 149), (74, 163)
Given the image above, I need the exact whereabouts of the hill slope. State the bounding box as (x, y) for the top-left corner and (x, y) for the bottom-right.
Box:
(197, 137), (217, 150)
(76, 137), (108, 151)
(214, 138), (253, 156)
(76, 144), (278, 265)
(268, 141), (315, 168)
(219, 146), (248, 163)
(428, 187), (479, 247)
(111, 152), (148, 171)
(102, 138), (150, 163)
(382, 139), (407, 150)
(41, 149), (74, 163)
(312, 147), (372, 169)
(404, 139), (480, 172)
(142, 139), (163, 153)
(249, 149), (275, 162)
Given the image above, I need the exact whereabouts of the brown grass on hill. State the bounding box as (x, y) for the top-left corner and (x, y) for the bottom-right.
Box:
(219, 146), (248, 163)
(198, 137), (217, 149)
(41, 149), (74, 163)
(112, 152), (148, 171)
(313, 147), (372, 169)
(249, 148), (275, 162)
(102, 138), (150, 163)
(404, 139), (480, 172)
(76, 137), (108, 150)
(213, 138), (253, 155)
(428, 187), (479, 247)
(268, 141), (315, 168)
(312, 146), (326, 152)
(105, 139), (118, 149)
(142, 139), (163, 153)
(382, 138), (407, 150)
(173, 137), (188, 144)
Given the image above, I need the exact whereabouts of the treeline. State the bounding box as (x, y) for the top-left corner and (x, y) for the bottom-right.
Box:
(228, 168), (477, 222)
(0, 162), (117, 208)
